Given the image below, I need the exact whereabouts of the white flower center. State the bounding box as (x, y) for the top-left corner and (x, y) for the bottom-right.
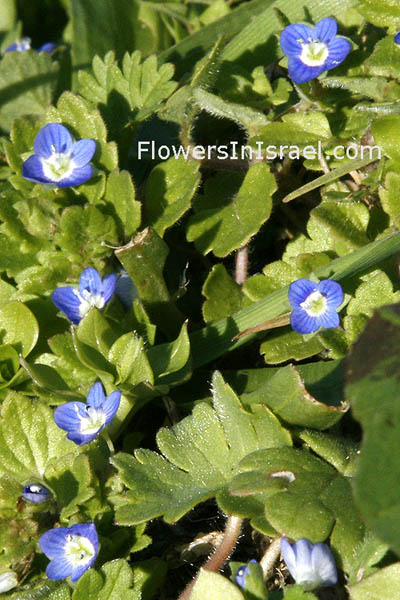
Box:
(64, 534), (95, 567)
(73, 288), (105, 318)
(299, 39), (329, 67)
(75, 404), (105, 435)
(41, 148), (76, 182)
(300, 290), (327, 316)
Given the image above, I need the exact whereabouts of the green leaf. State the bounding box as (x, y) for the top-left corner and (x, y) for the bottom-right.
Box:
(230, 560), (268, 600)
(77, 309), (120, 360)
(228, 446), (364, 567)
(73, 559), (139, 600)
(283, 586), (317, 600)
(144, 156), (201, 236)
(348, 564), (400, 599)
(346, 303), (400, 556)
(0, 392), (73, 482)
(0, 301), (39, 356)
(108, 333), (154, 387)
(45, 453), (96, 521)
(104, 169), (140, 240)
(111, 371), (290, 527)
(5, 581), (71, 600)
(0, 50), (58, 132)
(357, 0), (400, 30)
(380, 171), (400, 228)
(372, 115), (400, 168)
(115, 227), (184, 337)
(322, 76), (389, 101)
(202, 264), (244, 323)
(54, 205), (118, 266)
(193, 87), (269, 136)
(191, 569), (245, 600)
(69, 0), (152, 67)
(146, 322), (190, 381)
(132, 558), (167, 600)
(364, 37), (400, 79)
(260, 328), (325, 365)
(250, 112), (332, 150)
(242, 365), (347, 430)
(187, 163), (276, 257)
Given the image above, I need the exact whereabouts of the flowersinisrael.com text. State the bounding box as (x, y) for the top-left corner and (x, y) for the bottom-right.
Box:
(137, 140), (381, 162)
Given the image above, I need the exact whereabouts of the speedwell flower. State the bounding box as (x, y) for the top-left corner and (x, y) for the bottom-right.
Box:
(115, 270), (139, 309)
(4, 37), (31, 53)
(39, 523), (99, 581)
(4, 38), (56, 53)
(54, 381), (121, 445)
(288, 278), (343, 334)
(281, 537), (338, 591)
(280, 18), (351, 84)
(22, 122), (96, 187)
(235, 559), (257, 589)
(395, 32), (400, 45)
(51, 267), (117, 325)
(23, 483), (51, 504)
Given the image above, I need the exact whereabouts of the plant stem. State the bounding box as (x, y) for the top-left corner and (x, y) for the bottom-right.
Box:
(260, 537), (282, 581)
(177, 515), (243, 600)
(235, 246), (249, 285)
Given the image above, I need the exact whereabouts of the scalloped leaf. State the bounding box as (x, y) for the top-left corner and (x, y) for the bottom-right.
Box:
(0, 392), (75, 482)
(187, 163), (276, 257)
(111, 371), (291, 527)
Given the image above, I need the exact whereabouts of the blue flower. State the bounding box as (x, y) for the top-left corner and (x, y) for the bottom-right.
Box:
(54, 381), (121, 445)
(395, 32), (400, 46)
(235, 559), (257, 588)
(288, 278), (343, 334)
(51, 267), (117, 325)
(4, 37), (31, 53)
(4, 38), (56, 53)
(280, 18), (351, 84)
(115, 270), (139, 309)
(281, 537), (338, 591)
(23, 484), (51, 504)
(39, 523), (99, 582)
(22, 123), (96, 187)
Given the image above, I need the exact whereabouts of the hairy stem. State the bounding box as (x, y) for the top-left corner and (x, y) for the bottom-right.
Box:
(177, 515), (243, 600)
(260, 537), (282, 581)
(235, 246), (249, 285)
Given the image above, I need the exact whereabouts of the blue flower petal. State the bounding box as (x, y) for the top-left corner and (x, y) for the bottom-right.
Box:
(102, 273), (117, 306)
(280, 24), (315, 56)
(313, 18), (337, 44)
(290, 308), (319, 334)
(67, 430), (99, 445)
(115, 271), (138, 308)
(46, 558), (72, 580)
(316, 309), (340, 330)
(54, 401), (87, 432)
(86, 382), (106, 410)
(40, 528), (69, 558)
(4, 42), (19, 53)
(102, 391), (121, 425)
(281, 538), (297, 576)
(51, 286), (83, 324)
(324, 37), (352, 71)
(288, 278), (317, 307)
(395, 32), (400, 45)
(288, 59), (326, 84)
(55, 164), (93, 187)
(318, 280), (343, 308)
(71, 139), (96, 167)
(293, 538), (313, 569)
(22, 154), (50, 185)
(34, 123), (73, 158)
(79, 267), (103, 297)
(38, 42), (57, 53)
(311, 543), (338, 586)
